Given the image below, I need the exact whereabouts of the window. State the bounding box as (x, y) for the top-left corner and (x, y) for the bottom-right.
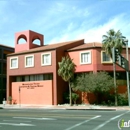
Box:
(25, 76), (30, 81)
(16, 76), (22, 82)
(0, 49), (2, 59)
(16, 76), (24, 82)
(41, 52), (51, 66)
(16, 74), (53, 82)
(43, 74), (53, 80)
(3, 63), (6, 74)
(25, 55), (34, 67)
(101, 51), (112, 63)
(80, 51), (91, 64)
(10, 57), (18, 69)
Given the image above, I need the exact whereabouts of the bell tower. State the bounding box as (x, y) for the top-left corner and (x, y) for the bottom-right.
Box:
(15, 30), (44, 52)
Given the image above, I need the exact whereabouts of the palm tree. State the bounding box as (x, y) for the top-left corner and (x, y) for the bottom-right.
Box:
(102, 29), (126, 55)
(58, 56), (76, 106)
(102, 29), (127, 106)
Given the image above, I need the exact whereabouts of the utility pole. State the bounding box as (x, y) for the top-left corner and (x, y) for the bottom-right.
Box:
(125, 40), (130, 106)
(112, 47), (119, 106)
(113, 62), (117, 106)
(112, 41), (130, 107)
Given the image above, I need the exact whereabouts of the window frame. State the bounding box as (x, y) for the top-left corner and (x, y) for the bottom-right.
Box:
(101, 51), (112, 63)
(25, 55), (34, 68)
(10, 57), (18, 69)
(80, 51), (91, 65)
(41, 52), (51, 66)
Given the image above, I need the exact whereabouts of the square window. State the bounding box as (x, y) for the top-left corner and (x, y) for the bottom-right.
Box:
(80, 51), (91, 64)
(41, 53), (51, 66)
(101, 51), (112, 63)
(25, 55), (34, 67)
(10, 57), (18, 69)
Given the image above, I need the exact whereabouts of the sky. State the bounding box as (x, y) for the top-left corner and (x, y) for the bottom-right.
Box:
(0, 0), (130, 47)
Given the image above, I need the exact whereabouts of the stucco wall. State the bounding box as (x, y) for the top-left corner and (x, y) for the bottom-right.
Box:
(12, 80), (53, 105)
(68, 48), (130, 72)
(7, 50), (56, 75)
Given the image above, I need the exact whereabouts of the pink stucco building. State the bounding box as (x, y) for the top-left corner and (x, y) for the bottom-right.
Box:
(7, 30), (130, 105)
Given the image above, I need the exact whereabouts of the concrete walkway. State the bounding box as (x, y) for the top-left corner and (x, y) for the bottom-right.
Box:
(0, 104), (130, 111)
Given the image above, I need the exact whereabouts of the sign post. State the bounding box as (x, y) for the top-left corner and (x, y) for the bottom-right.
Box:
(111, 46), (130, 106)
(19, 86), (21, 107)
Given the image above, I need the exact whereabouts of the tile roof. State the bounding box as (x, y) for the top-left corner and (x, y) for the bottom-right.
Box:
(67, 42), (102, 51)
(8, 39), (84, 56)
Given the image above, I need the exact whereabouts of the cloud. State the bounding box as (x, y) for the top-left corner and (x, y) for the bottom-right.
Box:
(82, 14), (130, 44)
(0, 0), (130, 47)
(47, 13), (130, 46)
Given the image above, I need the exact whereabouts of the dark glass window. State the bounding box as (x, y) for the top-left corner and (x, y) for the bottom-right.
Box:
(102, 52), (111, 62)
(0, 49), (2, 59)
(16, 74), (53, 82)
(3, 63), (6, 74)
(0, 63), (2, 74)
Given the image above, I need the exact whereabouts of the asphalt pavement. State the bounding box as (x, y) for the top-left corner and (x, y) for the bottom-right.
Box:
(0, 108), (130, 130)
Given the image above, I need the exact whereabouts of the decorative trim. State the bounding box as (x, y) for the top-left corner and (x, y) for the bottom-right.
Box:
(80, 51), (91, 65)
(41, 52), (51, 66)
(10, 57), (18, 69)
(101, 51), (112, 64)
(25, 55), (34, 68)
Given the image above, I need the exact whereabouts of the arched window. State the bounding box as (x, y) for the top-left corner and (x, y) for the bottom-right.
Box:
(17, 35), (27, 44)
(32, 39), (40, 46)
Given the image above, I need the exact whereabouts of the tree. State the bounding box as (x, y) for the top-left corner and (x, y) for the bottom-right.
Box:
(58, 56), (76, 106)
(74, 72), (114, 104)
(102, 29), (126, 55)
(102, 29), (127, 106)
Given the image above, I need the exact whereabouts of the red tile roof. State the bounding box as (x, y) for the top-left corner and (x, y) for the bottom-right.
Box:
(8, 39), (84, 56)
(67, 42), (102, 51)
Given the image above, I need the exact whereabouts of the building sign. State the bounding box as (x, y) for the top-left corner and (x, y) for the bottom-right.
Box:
(19, 82), (43, 89)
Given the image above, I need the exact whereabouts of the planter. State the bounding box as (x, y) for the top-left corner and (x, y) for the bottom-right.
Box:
(8, 96), (12, 105)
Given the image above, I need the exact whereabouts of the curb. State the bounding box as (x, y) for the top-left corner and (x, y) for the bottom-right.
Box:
(1, 107), (117, 111)
(65, 108), (117, 111)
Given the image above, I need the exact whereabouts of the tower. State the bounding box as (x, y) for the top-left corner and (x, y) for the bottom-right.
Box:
(15, 30), (44, 52)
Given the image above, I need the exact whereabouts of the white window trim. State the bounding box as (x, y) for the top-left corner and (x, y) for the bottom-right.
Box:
(41, 52), (51, 66)
(101, 51), (112, 63)
(80, 51), (91, 65)
(25, 55), (34, 68)
(10, 57), (18, 69)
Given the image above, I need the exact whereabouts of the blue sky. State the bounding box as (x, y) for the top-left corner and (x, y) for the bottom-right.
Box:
(0, 0), (130, 47)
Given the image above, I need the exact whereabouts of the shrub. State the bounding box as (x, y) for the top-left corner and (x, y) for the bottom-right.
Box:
(117, 92), (128, 106)
(72, 93), (79, 104)
(8, 96), (12, 101)
(63, 92), (79, 104)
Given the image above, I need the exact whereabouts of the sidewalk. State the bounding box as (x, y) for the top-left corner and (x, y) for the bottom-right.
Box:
(0, 104), (130, 111)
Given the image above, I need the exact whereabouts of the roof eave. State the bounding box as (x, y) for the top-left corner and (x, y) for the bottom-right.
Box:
(7, 48), (56, 57)
(67, 46), (102, 52)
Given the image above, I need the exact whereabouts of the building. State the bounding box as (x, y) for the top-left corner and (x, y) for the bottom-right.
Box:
(7, 30), (129, 105)
(7, 30), (84, 105)
(67, 43), (129, 104)
(0, 44), (14, 103)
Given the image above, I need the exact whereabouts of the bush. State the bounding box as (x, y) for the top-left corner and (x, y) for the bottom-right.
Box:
(8, 96), (12, 101)
(103, 92), (128, 106)
(72, 93), (79, 104)
(63, 92), (79, 104)
(117, 92), (128, 106)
